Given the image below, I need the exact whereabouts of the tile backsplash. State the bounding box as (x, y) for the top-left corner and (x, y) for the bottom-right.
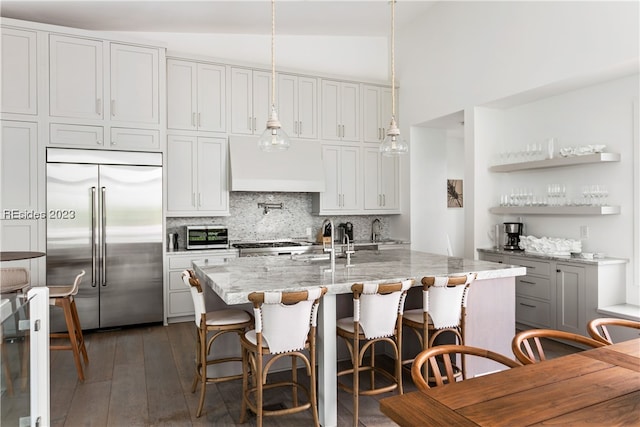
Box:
(167, 192), (392, 248)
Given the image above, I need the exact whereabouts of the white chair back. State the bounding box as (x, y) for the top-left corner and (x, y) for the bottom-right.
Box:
(356, 280), (413, 339)
(0, 267), (30, 293)
(425, 273), (474, 330)
(254, 288), (324, 354)
(182, 270), (206, 326)
(70, 270), (85, 296)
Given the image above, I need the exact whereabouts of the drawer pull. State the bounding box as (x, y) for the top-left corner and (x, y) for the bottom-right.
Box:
(519, 302), (536, 308)
(520, 280), (536, 285)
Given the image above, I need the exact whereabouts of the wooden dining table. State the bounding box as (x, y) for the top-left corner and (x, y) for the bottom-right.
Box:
(380, 338), (640, 426)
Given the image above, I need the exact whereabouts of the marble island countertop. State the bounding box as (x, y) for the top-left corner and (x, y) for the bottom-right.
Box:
(193, 249), (526, 305)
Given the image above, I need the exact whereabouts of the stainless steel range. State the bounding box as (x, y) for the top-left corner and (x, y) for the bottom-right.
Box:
(232, 241), (318, 257)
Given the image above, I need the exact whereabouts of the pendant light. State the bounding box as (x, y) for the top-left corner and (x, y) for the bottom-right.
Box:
(380, 0), (408, 157)
(258, 0), (290, 152)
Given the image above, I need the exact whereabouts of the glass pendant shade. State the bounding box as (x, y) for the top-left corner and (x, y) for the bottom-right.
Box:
(380, 117), (408, 156)
(257, 104), (291, 152)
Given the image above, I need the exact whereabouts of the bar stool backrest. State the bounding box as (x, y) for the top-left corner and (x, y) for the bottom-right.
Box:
(423, 273), (475, 330)
(182, 270), (206, 326)
(353, 280), (413, 339)
(249, 288), (327, 354)
(0, 267), (30, 294)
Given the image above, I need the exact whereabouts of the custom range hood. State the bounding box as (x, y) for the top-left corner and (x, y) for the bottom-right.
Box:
(229, 136), (326, 192)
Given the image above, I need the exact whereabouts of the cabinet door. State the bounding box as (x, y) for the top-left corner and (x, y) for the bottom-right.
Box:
(1, 28), (37, 115)
(363, 85), (382, 143)
(230, 67), (253, 134)
(167, 59), (196, 130)
(1, 121), (38, 212)
(277, 73), (298, 137)
(252, 70), (272, 135)
(110, 43), (159, 124)
(321, 80), (341, 141)
(340, 146), (361, 210)
(556, 264), (586, 335)
(379, 153), (399, 210)
(320, 145), (341, 210)
(297, 76), (317, 139)
(49, 35), (103, 120)
(197, 63), (226, 132)
(340, 82), (360, 142)
(197, 137), (228, 213)
(363, 148), (381, 209)
(166, 135), (197, 212)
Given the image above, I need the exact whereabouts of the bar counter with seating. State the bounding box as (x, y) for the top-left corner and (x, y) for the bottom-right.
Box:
(192, 248), (526, 427)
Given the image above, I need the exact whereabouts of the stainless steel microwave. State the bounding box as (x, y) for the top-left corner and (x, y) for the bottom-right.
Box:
(186, 225), (229, 250)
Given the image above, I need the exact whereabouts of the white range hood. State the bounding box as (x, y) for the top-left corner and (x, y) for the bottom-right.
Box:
(229, 136), (326, 192)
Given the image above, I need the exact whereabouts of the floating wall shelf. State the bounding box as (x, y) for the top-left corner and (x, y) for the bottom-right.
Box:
(489, 152), (620, 173)
(489, 205), (620, 215)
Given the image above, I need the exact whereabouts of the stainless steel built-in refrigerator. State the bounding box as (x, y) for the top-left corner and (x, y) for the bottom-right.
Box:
(46, 148), (163, 330)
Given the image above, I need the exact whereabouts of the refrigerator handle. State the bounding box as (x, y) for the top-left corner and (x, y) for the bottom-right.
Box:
(91, 187), (97, 287)
(101, 186), (107, 287)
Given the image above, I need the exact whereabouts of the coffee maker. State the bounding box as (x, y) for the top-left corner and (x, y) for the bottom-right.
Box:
(503, 222), (524, 250)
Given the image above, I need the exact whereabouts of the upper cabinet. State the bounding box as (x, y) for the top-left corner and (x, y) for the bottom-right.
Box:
(49, 36), (160, 125)
(363, 147), (399, 213)
(230, 67), (271, 135)
(320, 79), (360, 142)
(312, 145), (361, 214)
(277, 73), (318, 139)
(110, 43), (159, 124)
(1, 27), (37, 115)
(362, 84), (393, 144)
(49, 34), (104, 120)
(167, 59), (226, 132)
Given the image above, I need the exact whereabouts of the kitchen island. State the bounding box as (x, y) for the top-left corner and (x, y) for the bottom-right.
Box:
(193, 249), (525, 427)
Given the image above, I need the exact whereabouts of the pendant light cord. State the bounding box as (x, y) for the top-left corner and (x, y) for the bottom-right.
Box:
(271, 0), (276, 106)
(391, 0), (396, 118)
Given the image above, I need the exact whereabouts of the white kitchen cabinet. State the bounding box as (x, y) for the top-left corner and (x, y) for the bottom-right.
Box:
(313, 145), (361, 214)
(363, 147), (399, 212)
(49, 34), (104, 120)
(166, 135), (228, 216)
(320, 79), (360, 142)
(1, 121), (38, 211)
(362, 84), (393, 143)
(230, 67), (271, 135)
(110, 43), (159, 124)
(1, 27), (37, 115)
(555, 263), (586, 336)
(277, 73), (317, 139)
(109, 127), (160, 150)
(49, 123), (104, 147)
(167, 59), (226, 132)
(165, 250), (237, 323)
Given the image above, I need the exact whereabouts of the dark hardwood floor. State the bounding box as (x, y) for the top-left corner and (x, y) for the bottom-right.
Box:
(42, 323), (579, 426)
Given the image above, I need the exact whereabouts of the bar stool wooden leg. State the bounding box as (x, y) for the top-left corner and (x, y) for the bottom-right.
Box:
(51, 297), (85, 382)
(70, 297), (88, 364)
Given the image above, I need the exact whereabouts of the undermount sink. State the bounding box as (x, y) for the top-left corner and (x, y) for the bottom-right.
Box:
(290, 253), (331, 262)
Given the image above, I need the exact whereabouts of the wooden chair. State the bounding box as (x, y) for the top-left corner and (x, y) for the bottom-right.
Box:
(181, 270), (253, 418)
(239, 287), (327, 427)
(49, 270), (89, 381)
(403, 273), (476, 377)
(587, 317), (640, 344)
(511, 328), (605, 364)
(411, 344), (522, 391)
(337, 280), (413, 427)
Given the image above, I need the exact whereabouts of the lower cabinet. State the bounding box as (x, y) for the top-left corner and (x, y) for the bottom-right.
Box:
(164, 250), (237, 324)
(478, 251), (626, 337)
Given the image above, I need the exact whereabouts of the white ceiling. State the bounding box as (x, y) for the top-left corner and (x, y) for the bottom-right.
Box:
(0, 0), (437, 37)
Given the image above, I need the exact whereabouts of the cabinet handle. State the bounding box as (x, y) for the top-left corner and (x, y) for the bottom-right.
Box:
(520, 280), (536, 285)
(111, 140), (116, 146)
(556, 269), (561, 273)
(383, 194), (386, 206)
(96, 99), (102, 115)
(96, 140), (101, 145)
(248, 116), (252, 130)
(299, 121), (302, 134)
(253, 117), (256, 131)
(519, 302), (536, 308)
(198, 112), (201, 127)
(192, 112), (196, 127)
(111, 100), (115, 117)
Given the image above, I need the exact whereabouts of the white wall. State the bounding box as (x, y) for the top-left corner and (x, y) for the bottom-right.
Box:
(446, 132), (465, 257)
(398, 1), (639, 304)
(117, 32), (388, 82)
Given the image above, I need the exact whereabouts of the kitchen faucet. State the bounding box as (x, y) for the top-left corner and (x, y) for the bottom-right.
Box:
(321, 218), (335, 273)
(344, 234), (355, 268)
(371, 218), (381, 242)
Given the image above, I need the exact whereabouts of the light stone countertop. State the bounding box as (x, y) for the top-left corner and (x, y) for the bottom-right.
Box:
(477, 248), (628, 265)
(193, 249), (526, 305)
